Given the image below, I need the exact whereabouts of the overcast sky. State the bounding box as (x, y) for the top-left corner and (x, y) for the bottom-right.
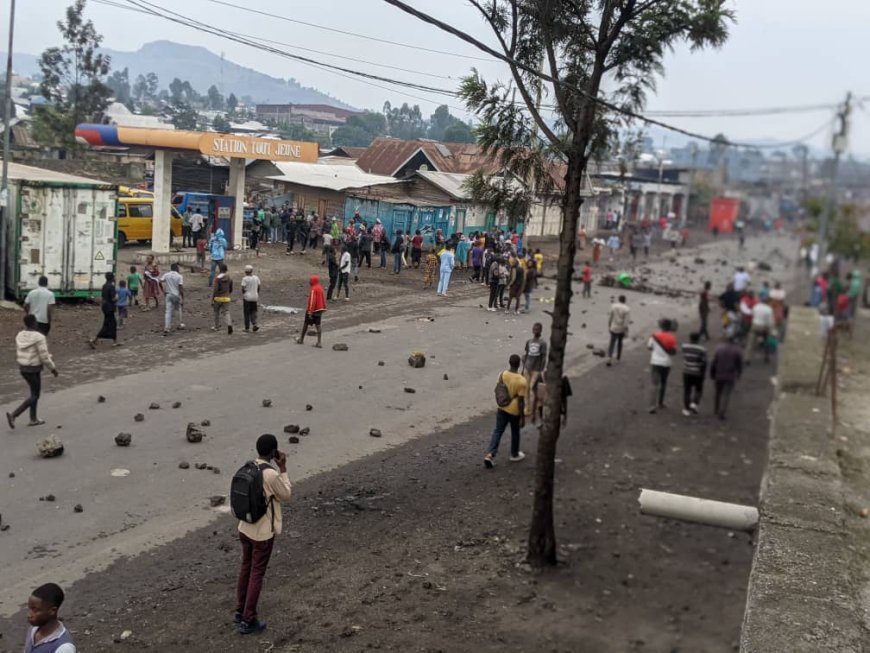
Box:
(5, 0), (869, 155)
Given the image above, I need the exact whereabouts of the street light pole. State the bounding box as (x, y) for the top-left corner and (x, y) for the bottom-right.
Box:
(818, 92), (851, 267)
(1, 0), (16, 300)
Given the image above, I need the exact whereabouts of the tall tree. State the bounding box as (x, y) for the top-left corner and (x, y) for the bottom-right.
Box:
(384, 0), (732, 566)
(207, 84), (224, 111)
(226, 92), (239, 113)
(106, 67), (131, 106)
(443, 121), (475, 143)
(332, 111), (388, 147)
(36, 0), (111, 150)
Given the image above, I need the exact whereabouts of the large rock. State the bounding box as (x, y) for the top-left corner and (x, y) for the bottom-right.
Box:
(369, 428), (382, 438)
(114, 433), (132, 447)
(186, 423), (206, 443)
(408, 353), (426, 368)
(37, 436), (64, 458)
(333, 343), (349, 351)
(284, 424), (300, 434)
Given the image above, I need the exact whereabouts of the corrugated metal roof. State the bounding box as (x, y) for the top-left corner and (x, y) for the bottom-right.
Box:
(355, 137), (454, 176)
(414, 171), (472, 200)
(1, 160), (114, 186)
(268, 161), (400, 192)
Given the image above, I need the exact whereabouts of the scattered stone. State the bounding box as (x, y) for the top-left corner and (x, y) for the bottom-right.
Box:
(97, 395), (106, 403)
(404, 387), (417, 394)
(120, 630), (133, 641)
(44, 494), (56, 502)
(149, 402), (160, 410)
(74, 504), (83, 513)
(586, 344), (595, 350)
(205, 465), (214, 471)
(134, 413), (145, 422)
(860, 507), (869, 519)
(288, 436), (300, 444)
(443, 374), (449, 381)
(37, 436), (64, 458)
(757, 261), (772, 271)
(592, 349), (606, 358)
(284, 424), (300, 434)
(408, 352), (426, 368)
(0, 524), (9, 532)
(581, 323), (587, 329)
(332, 343), (349, 351)
(262, 399), (272, 408)
(9, 472), (15, 478)
(299, 427), (310, 436)
(378, 361), (385, 366)
(209, 495), (226, 507)
(114, 432), (132, 447)
(369, 428), (382, 438)
(305, 404), (313, 411)
(186, 423), (206, 443)
(195, 463), (208, 470)
(178, 461), (190, 469)
(200, 419), (211, 427)
(172, 401), (182, 409)
(212, 467), (220, 475)
(693, 257), (706, 265)
(368, 328), (381, 334)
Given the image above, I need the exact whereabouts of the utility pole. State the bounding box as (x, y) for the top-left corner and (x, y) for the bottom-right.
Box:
(1, 0), (16, 300)
(818, 92), (851, 266)
(681, 142), (698, 228)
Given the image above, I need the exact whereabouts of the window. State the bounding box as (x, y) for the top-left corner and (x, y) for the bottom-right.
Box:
(117, 205), (128, 218)
(128, 203), (153, 218)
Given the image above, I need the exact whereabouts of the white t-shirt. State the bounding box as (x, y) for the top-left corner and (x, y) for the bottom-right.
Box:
(25, 287), (56, 324)
(339, 251), (351, 273)
(734, 271), (751, 292)
(190, 213), (204, 232)
(160, 270), (184, 297)
(241, 274), (261, 302)
(648, 336), (674, 367)
(751, 303), (775, 330)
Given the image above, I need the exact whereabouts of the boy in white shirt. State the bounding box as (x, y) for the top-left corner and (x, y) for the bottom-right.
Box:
(241, 264), (261, 332)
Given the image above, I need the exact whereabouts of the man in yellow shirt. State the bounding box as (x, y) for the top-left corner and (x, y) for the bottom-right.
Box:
(484, 354), (528, 468)
(534, 249), (544, 276)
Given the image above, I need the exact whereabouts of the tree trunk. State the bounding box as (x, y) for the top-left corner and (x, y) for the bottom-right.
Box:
(526, 147), (587, 566)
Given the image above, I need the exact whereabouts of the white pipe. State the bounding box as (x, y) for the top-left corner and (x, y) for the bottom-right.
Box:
(638, 489), (759, 532)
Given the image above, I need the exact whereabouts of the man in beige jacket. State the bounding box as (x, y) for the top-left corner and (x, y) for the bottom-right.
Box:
(7, 315), (58, 429)
(607, 295), (631, 365)
(235, 433), (293, 635)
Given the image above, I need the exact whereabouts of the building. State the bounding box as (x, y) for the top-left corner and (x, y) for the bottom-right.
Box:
(255, 104), (358, 137)
(355, 137), (500, 178)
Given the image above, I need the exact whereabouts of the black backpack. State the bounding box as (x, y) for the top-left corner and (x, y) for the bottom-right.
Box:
(230, 461), (274, 530)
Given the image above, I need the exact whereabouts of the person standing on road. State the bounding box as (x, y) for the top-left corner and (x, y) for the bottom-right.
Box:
(506, 256), (525, 314)
(142, 255), (161, 310)
(234, 433), (293, 636)
(89, 272), (119, 349)
(182, 206), (193, 248)
(711, 335), (743, 420)
(127, 265), (142, 307)
(523, 259), (538, 312)
(606, 295), (630, 365)
(24, 276), (56, 336)
(190, 208), (204, 249)
(698, 281), (712, 341)
(325, 241), (339, 301)
(681, 332), (707, 416)
(642, 229), (652, 258)
(423, 248), (438, 290)
(298, 275), (327, 348)
(437, 245), (456, 296)
(733, 266), (751, 294)
(338, 245), (352, 301)
(647, 318), (677, 414)
(208, 228), (228, 286)
(410, 230), (424, 268)
(116, 280), (131, 329)
(484, 354), (528, 469)
(358, 226), (373, 270)
(160, 263), (185, 335)
(212, 263), (234, 335)
(22, 583), (76, 652)
(582, 261), (593, 298)
(241, 264), (261, 333)
(391, 230), (404, 274)
(522, 323), (547, 415)
(471, 240), (485, 282)
(7, 314), (58, 429)
(745, 296), (775, 364)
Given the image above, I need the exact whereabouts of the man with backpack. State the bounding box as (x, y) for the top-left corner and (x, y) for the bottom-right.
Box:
(484, 354), (528, 469)
(231, 433), (293, 635)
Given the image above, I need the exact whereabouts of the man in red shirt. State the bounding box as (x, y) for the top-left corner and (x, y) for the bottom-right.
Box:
(582, 262), (593, 298)
(411, 230), (424, 268)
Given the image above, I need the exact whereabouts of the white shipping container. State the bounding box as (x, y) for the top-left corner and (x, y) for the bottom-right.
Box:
(3, 162), (117, 299)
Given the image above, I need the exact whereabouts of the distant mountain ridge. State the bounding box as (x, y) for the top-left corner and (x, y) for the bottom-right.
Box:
(5, 40), (354, 109)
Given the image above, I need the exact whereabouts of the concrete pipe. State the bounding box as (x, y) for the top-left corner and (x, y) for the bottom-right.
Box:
(638, 489), (759, 532)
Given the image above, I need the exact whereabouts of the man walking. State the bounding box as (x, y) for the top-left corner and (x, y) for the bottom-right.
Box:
(182, 206), (193, 248)
(437, 244), (456, 296)
(241, 264), (261, 333)
(212, 262), (233, 335)
(522, 323), (547, 415)
(484, 354), (528, 468)
(208, 228), (227, 285)
(190, 208), (204, 248)
(681, 332), (707, 416)
(160, 263), (185, 335)
(647, 319), (677, 414)
(745, 295), (775, 364)
(711, 336), (743, 420)
(698, 281), (712, 341)
(233, 433), (293, 635)
(24, 276), (56, 336)
(607, 295), (630, 365)
(298, 275), (327, 348)
(582, 261), (593, 298)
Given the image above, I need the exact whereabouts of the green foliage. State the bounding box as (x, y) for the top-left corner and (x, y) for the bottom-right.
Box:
(167, 102), (198, 130)
(226, 93), (238, 113)
(443, 121), (475, 143)
(332, 111), (388, 147)
(207, 85), (224, 111)
(106, 67), (131, 106)
(132, 72), (158, 105)
(212, 114), (231, 133)
(37, 0), (112, 150)
(829, 205), (870, 260)
(463, 171), (530, 231)
(383, 101), (425, 140)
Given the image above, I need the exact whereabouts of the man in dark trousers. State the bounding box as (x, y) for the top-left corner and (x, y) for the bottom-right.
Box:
(235, 434), (293, 635)
(484, 354), (528, 469)
(681, 332), (707, 416)
(710, 335), (743, 420)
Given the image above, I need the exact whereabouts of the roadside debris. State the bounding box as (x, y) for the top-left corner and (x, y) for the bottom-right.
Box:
(37, 436), (64, 458)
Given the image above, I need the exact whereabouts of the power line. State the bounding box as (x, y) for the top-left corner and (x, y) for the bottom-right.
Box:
(198, 0), (494, 62)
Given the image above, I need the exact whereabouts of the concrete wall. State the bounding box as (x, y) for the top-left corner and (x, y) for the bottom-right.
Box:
(740, 307), (870, 652)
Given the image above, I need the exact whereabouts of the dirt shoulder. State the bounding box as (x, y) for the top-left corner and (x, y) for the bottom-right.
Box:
(0, 317), (774, 653)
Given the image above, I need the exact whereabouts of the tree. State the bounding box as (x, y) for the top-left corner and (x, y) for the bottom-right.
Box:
(384, 101), (426, 140)
(429, 104), (454, 140)
(384, 0), (732, 567)
(207, 85), (224, 111)
(212, 114), (231, 133)
(443, 121), (475, 144)
(463, 171), (530, 231)
(36, 0), (112, 150)
(167, 102), (198, 130)
(106, 67), (131, 106)
(227, 92), (238, 113)
(332, 111), (388, 147)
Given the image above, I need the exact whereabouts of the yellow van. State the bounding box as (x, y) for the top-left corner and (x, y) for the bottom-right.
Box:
(116, 197), (183, 247)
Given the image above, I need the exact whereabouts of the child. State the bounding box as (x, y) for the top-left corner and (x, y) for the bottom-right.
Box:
(423, 248), (438, 290)
(24, 583), (76, 652)
(195, 234), (207, 272)
(116, 279), (131, 328)
(127, 265), (141, 307)
(582, 261), (593, 298)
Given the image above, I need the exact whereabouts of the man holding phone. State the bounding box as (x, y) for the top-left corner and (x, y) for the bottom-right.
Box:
(235, 434), (293, 635)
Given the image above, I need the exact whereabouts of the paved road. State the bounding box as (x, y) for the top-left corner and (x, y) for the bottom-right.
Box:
(0, 234), (796, 616)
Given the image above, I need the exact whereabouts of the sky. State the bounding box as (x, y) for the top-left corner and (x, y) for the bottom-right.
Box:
(4, 0), (869, 155)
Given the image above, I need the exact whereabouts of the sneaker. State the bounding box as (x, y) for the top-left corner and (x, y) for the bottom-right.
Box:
(178, 323), (186, 330)
(253, 325), (259, 332)
(233, 611), (243, 625)
(238, 619), (267, 635)
(484, 453), (495, 469)
(606, 359), (612, 367)
(689, 402), (698, 414)
(210, 326), (217, 332)
(649, 407), (657, 414)
(509, 452), (526, 462)
(682, 409), (692, 417)
(6, 412), (14, 429)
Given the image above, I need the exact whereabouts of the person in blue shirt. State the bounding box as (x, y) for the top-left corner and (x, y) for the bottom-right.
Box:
(208, 228), (227, 285)
(437, 245), (456, 296)
(116, 280), (132, 329)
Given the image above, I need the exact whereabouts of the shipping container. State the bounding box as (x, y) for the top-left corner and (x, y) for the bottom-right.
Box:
(3, 162), (117, 300)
